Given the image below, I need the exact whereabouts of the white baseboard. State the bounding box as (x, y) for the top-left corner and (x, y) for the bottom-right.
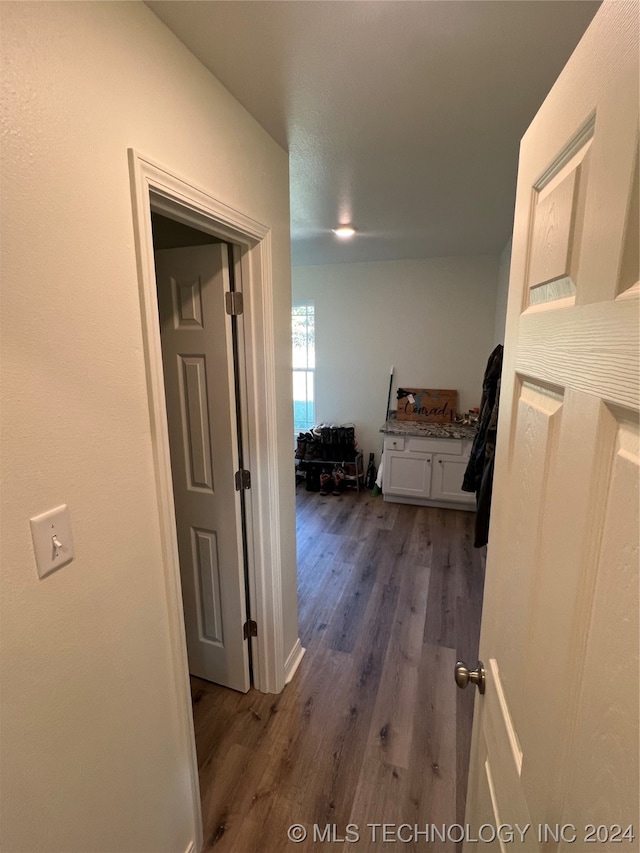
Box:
(284, 638), (306, 684)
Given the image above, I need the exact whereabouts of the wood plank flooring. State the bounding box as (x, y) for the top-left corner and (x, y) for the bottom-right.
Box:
(191, 486), (485, 852)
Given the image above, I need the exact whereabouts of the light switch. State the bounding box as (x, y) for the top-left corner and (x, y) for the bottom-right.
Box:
(30, 504), (75, 578)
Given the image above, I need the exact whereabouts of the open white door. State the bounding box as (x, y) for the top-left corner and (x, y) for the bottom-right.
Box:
(463, 3), (638, 848)
(155, 243), (250, 693)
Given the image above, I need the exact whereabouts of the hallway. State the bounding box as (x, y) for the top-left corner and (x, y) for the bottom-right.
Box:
(191, 487), (486, 851)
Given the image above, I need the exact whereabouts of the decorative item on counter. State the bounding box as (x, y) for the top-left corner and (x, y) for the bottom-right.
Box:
(396, 388), (457, 423)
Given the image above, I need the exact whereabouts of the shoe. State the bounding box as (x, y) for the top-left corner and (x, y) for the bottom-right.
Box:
(332, 466), (346, 495)
(319, 471), (332, 496)
(305, 434), (321, 459)
(295, 434), (307, 460)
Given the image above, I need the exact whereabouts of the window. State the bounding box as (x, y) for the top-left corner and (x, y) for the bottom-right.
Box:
(292, 301), (315, 433)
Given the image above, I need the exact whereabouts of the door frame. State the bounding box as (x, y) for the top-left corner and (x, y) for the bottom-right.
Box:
(128, 148), (287, 830)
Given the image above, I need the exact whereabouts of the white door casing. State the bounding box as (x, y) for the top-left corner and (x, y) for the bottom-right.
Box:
(155, 243), (250, 692)
(129, 149), (290, 853)
(465, 3), (639, 850)
(129, 150), (287, 695)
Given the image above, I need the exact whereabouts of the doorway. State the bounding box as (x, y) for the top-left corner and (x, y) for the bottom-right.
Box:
(151, 213), (252, 692)
(129, 149), (299, 851)
(129, 149), (288, 695)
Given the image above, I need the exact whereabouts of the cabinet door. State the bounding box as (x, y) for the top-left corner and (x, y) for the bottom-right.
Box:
(384, 450), (432, 498)
(431, 454), (476, 504)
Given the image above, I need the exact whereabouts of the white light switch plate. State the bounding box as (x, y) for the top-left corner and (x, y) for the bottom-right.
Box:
(30, 504), (75, 578)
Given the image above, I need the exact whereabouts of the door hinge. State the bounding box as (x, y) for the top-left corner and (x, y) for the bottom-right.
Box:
(225, 291), (244, 316)
(243, 619), (258, 640)
(235, 469), (251, 490)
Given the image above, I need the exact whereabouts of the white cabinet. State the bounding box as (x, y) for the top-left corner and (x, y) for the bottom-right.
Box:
(431, 455), (475, 505)
(384, 450), (433, 499)
(382, 434), (476, 510)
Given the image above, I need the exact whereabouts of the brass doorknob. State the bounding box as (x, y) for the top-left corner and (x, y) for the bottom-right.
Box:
(455, 660), (486, 694)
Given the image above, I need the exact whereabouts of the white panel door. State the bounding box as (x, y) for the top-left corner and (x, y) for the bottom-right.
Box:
(464, 3), (638, 848)
(155, 243), (250, 693)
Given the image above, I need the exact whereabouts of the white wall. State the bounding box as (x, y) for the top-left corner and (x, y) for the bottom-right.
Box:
(0, 3), (295, 851)
(493, 238), (513, 346)
(292, 255), (499, 462)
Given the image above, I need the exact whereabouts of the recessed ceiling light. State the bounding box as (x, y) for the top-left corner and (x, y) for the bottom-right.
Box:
(332, 226), (356, 239)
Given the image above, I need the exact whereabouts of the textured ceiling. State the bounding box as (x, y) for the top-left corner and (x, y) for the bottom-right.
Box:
(146, 1), (600, 266)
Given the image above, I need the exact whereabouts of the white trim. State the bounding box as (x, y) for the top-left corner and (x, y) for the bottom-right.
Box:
(284, 638), (306, 684)
(127, 148), (288, 847)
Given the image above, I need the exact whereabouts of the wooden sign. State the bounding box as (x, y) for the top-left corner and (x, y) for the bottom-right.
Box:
(396, 388), (457, 423)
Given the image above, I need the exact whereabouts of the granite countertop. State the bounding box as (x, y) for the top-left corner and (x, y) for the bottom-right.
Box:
(381, 416), (477, 441)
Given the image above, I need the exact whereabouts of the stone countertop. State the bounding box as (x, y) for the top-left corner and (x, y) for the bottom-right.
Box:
(381, 417), (477, 441)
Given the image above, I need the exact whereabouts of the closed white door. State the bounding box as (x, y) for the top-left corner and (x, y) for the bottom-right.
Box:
(464, 3), (638, 848)
(155, 243), (250, 693)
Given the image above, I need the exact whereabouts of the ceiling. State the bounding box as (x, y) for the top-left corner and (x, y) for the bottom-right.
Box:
(146, 1), (600, 267)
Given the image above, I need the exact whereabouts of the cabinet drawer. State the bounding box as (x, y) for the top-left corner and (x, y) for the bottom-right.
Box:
(384, 435), (405, 451)
(406, 437), (461, 455)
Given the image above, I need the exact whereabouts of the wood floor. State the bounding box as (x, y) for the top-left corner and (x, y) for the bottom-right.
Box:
(191, 486), (485, 852)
